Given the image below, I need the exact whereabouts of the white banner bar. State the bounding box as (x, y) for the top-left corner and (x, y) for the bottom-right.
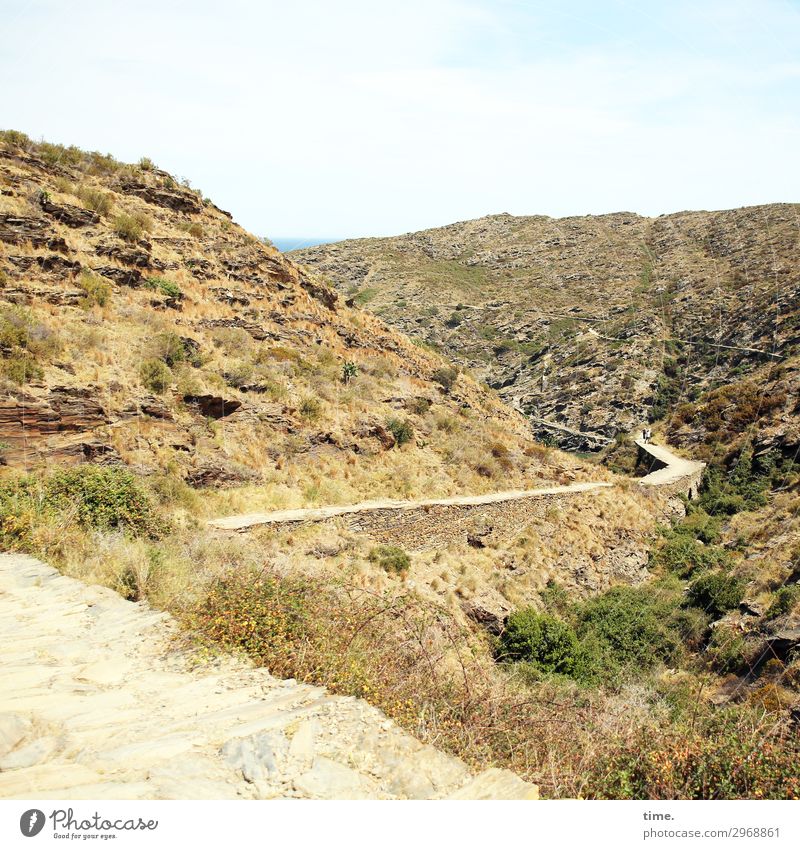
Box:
(1, 800), (797, 848)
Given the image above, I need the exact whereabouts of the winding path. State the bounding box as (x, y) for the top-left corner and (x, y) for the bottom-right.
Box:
(209, 481), (613, 532)
(210, 437), (703, 533)
(635, 437), (706, 494)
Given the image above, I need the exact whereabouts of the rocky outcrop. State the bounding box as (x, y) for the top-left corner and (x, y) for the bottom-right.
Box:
(299, 272), (338, 310)
(532, 418), (612, 452)
(0, 387), (109, 465)
(6, 254), (81, 276)
(117, 178), (203, 214)
(37, 193), (99, 228)
(185, 460), (259, 488)
(0, 214), (68, 252)
(183, 394), (243, 419)
(93, 264), (143, 287)
(95, 241), (153, 268)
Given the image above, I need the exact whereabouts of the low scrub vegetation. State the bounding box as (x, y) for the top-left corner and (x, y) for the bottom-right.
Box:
(0, 465), (164, 549)
(386, 417), (414, 447)
(0, 305), (58, 385)
(113, 211), (153, 242)
(145, 276), (183, 300)
(367, 544), (410, 576)
(139, 357), (172, 392)
(76, 185), (114, 215)
(77, 271), (111, 308)
(184, 561), (800, 799)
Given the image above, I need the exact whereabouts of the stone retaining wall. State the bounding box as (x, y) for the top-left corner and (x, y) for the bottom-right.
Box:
(345, 490), (592, 552)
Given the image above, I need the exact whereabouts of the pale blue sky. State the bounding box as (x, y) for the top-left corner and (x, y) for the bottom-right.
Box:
(2, 0), (799, 239)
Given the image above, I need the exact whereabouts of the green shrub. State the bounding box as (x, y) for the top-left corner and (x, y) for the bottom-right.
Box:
(0, 304), (48, 351)
(139, 358), (172, 393)
(386, 417), (414, 447)
(687, 572), (745, 618)
(0, 466), (163, 547)
(224, 361), (254, 389)
(651, 531), (731, 578)
(679, 508), (722, 545)
(77, 185), (114, 216)
(705, 624), (747, 673)
(342, 361), (358, 384)
(539, 580), (571, 617)
(145, 277), (182, 300)
(694, 450), (797, 518)
(352, 287), (378, 306)
(368, 545), (411, 576)
(86, 151), (122, 175)
(0, 129), (30, 149)
(299, 396), (321, 421)
(669, 606), (711, 651)
(499, 610), (581, 675)
(0, 305), (58, 383)
(151, 332), (187, 367)
(138, 156), (156, 171)
(43, 466), (163, 537)
(765, 584), (800, 619)
(113, 211), (152, 243)
(37, 141), (82, 167)
(432, 366), (458, 391)
(576, 584), (681, 673)
(77, 271), (111, 308)
(1, 354), (43, 385)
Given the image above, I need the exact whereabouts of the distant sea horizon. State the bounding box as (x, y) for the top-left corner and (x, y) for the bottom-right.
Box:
(272, 237), (341, 252)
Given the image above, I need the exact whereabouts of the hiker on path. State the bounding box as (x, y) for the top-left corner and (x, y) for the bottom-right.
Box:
(645, 427), (652, 444)
(642, 427), (648, 443)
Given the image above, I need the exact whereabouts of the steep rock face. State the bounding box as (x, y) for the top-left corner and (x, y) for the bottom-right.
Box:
(293, 206), (800, 449)
(0, 387), (110, 465)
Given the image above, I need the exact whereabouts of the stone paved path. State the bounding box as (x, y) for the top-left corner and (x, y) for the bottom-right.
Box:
(0, 553), (537, 800)
(635, 438), (706, 490)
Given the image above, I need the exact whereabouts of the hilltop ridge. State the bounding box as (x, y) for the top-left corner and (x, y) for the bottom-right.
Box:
(293, 204), (799, 453)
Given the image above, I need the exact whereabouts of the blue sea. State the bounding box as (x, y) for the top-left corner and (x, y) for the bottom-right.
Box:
(272, 237), (340, 253)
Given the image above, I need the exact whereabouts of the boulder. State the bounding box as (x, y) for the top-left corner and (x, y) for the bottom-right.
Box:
(185, 460), (258, 488)
(183, 394), (242, 419)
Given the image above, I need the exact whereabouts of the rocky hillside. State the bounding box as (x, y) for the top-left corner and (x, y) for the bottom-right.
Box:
(0, 131), (607, 503)
(293, 207), (800, 452)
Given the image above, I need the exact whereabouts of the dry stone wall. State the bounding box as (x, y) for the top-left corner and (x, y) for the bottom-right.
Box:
(345, 489), (589, 552)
